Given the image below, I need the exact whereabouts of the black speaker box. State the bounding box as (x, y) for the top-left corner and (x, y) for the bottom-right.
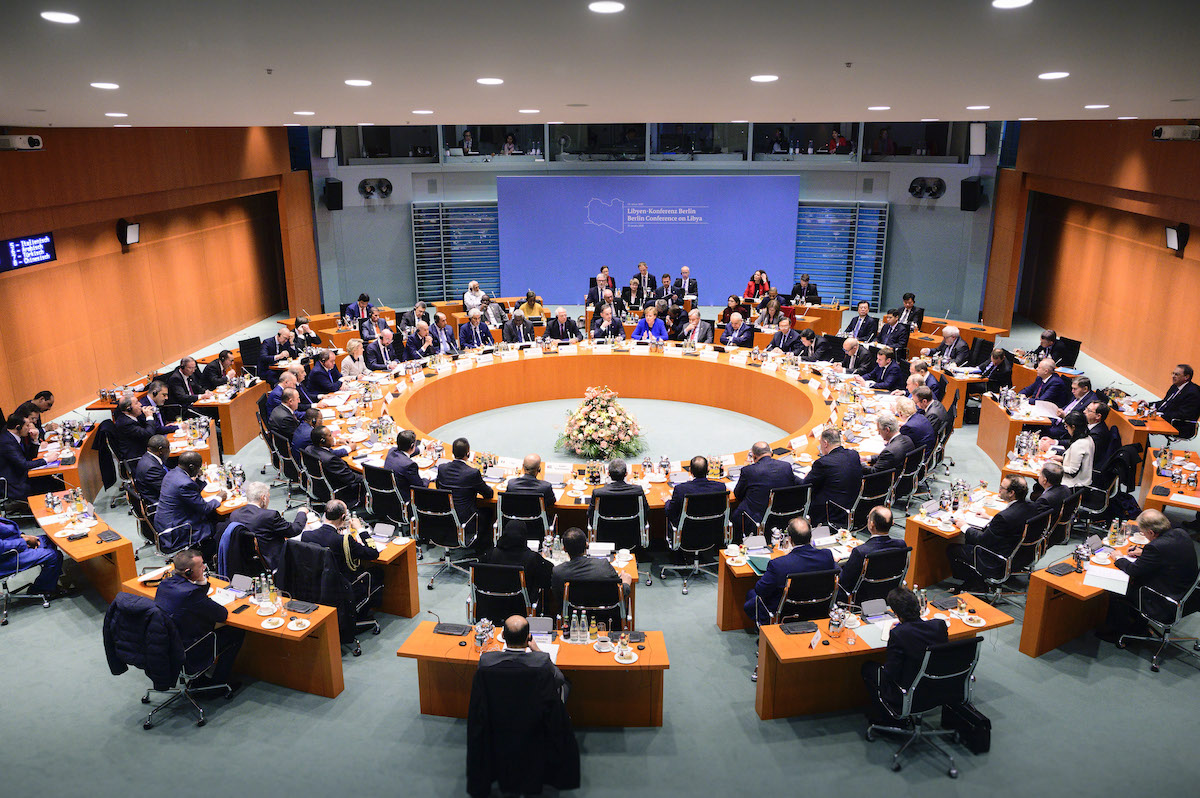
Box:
(325, 178), (343, 211)
(960, 177), (983, 212)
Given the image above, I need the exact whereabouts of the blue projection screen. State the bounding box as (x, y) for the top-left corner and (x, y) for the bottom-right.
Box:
(497, 175), (799, 303)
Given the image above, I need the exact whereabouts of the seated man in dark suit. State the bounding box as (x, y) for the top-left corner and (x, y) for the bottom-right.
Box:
(458, 309), (493, 350)
(166, 357), (213, 408)
(839, 337), (874, 377)
(267, 387), (303, 441)
(766, 316), (802, 355)
(1031, 462), (1070, 516)
(796, 328), (823, 362)
(229, 480), (307, 550)
(946, 475), (1036, 592)
(861, 346), (905, 392)
(0, 514), (63, 597)
(258, 329), (296, 386)
(789, 274), (819, 304)
(839, 507), (908, 602)
(972, 349), (1013, 395)
(720, 313), (755, 348)
(589, 304), (625, 340)
(112, 395), (172, 463)
(1097, 509), (1200, 642)
(679, 309), (714, 346)
(1015, 329), (1068, 365)
(139, 380), (179, 433)
(1, 409), (49, 503)
(134, 436), (170, 505)
(398, 301), (430, 333)
(477, 613), (568, 699)
(895, 293), (925, 331)
(200, 350), (234, 391)
(311, 427), (366, 509)
(1085, 401), (1115, 475)
(653, 273), (680, 306)
(364, 328), (405, 372)
(1018, 358), (1071, 407)
(744, 518), (836, 624)
(506, 454), (557, 517)
(665, 456), (728, 530)
(406, 320), (437, 360)
(306, 350), (343, 399)
(384, 429), (428, 497)
(843, 300), (879, 342)
(292, 316), (323, 348)
(876, 309), (910, 354)
(291, 408), (320, 454)
(896, 398), (935, 453)
(502, 310), (536, 345)
(861, 586), (947, 724)
(862, 413), (914, 475)
(907, 361), (943, 401)
(1152, 363), (1200, 438)
(300, 499), (381, 611)
(546, 307), (583, 343)
(483, 522), (554, 609)
(673, 266), (698, 302)
(430, 312), (459, 355)
(550, 527), (632, 605)
(155, 452), (226, 559)
(913, 386), (949, 440)
(732, 441), (798, 538)
(589, 458), (649, 529)
(155, 549), (245, 690)
(1046, 376), (1099, 440)
(923, 325), (970, 366)
(800, 428), (862, 528)
(358, 307), (391, 342)
(436, 437), (494, 542)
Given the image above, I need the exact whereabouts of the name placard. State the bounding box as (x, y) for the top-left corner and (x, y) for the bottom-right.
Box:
(664, 347), (683, 358)
(500, 350), (520, 362)
(559, 344), (578, 356)
(456, 359), (474, 371)
(475, 353), (495, 365)
(761, 360), (778, 373)
(435, 364), (453, 375)
(411, 372), (426, 383)
(785, 368), (801, 381)
(592, 344), (613, 355)
(523, 347), (543, 358)
(729, 354), (749, 366)
(699, 350), (719, 361)
(629, 346), (649, 356)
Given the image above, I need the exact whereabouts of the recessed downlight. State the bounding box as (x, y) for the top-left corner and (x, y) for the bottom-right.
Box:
(750, 74), (779, 83)
(284, 123), (302, 127)
(40, 11), (80, 23)
(90, 82), (119, 90)
(1117, 116), (1138, 120)
(867, 106), (891, 111)
(730, 120), (749, 123)
(1084, 104), (1110, 109)
(344, 79), (372, 87)
(588, 1), (625, 12)
(1038, 71), (1069, 80)
(476, 77), (504, 85)
(518, 109), (540, 114)
(966, 105), (990, 111)
(920, 118), (940, 122)
(992, 0), (1033, 8)
(1019, 117), (1038, 121)
(104, 112), (127, 117)
(113, 124), (131, 127)
(293, 110), (315, 116)
(357, 122), (374, 126)
(412, 109), (434, 115)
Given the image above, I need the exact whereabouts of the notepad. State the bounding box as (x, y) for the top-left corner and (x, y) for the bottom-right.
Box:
(1083, 563), (1129, 595)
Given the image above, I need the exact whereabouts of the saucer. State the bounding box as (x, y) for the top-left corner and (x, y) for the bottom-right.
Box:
(1091, 555), (1112, 566)
(1129, 534), (1149, 546)
(592, 641), (614, 653)
(938, 522), (957, 532)
(963, 615), (986, 627)
(567, 490), (585, 498)
(256, 604), (278, 616)
(843, 615), (861, 629)
(726, 556), (748, 567)
(287, 618), (311, 632)
(261, 617), (285, 629)
(613, 651), (639, 664)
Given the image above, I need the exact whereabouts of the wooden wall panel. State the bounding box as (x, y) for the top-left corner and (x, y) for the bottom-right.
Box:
(981, 169), (1027, 329)
(278, 170), (321, 316)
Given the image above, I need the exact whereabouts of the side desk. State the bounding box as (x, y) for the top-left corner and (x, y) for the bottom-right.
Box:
(1019, 563), (1110, 658)
(194, 380), (270, 455)
(29, 493), (137, 602)
(977, 396), (1052, 468)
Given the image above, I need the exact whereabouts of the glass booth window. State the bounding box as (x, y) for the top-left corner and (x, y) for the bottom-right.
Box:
(650, 123), (747, 160)
(344, 125), (439, 163)
(861, 121), (954, 159)
(549, 124), (646, 161)
(752, 122), (858, 158)
(442, 125), (545, 157)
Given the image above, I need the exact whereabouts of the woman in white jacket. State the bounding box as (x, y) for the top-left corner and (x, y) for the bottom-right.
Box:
(1051, 411), (1094, 488)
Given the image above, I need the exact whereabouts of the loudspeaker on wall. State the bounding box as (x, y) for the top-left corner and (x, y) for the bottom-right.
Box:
(960, 177), (983, 211)
(320, 128), (337, 159)
(325, 178), (343, 211)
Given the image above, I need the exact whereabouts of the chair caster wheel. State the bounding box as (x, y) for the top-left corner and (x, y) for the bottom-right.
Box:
(891, 762), (902, 772)
(141, 696), (151, 704)
(645, 577), (652, 586)
(372, 626), (381, 635)
(110, 499), (117, 508)
(426, 583), (435, 590)
(948, 768), (958, 779)
(196, 718), (206, 727)
(865, 729), (876, 742)
(353, 647), (362, 657)
(143, 722), (154, 730)
(1151, 664), (1160, 673)
(682, 586), (688, 595)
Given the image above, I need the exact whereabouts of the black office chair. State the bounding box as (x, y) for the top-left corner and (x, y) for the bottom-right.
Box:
(254, 402), (280, 480)
(771, 569), (839, 624)
(270, 431), (307, 509)
(1117, 571), (1200, 672)
(967, 337), (994, 368)
(1045, 487), (1085, 548)
(968, 509), (1054, 606)
(563, 578), (627, 632)
(362, 463), (411, 532)
(757, 484), (813, 539)
(495, 491), (555, 545)
(236, 336), (262, 378)
(865, 636), (984, 777)
(297, 448), (362, 510)
(409, 486), (478, 590)
(1057, 336), (1082, 368)
(660, 491), (731, 594)
(125, 485), (161, 563)
(891, 447), (927, 510)
(469, 564), (534, 625)
(842, 467), (898, 535)
(839, 546), (912, 609)
(588, 492), (650, 585)
(98, 422), (134, 510)
(0, 543), (54, 626)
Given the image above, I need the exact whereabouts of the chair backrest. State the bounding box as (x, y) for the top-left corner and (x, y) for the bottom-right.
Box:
(759, 483), (813, 536)
(496, 491), (551, 543)
(851, 467), (898, 533)
(298, 448), (333, 503)
(270, 431), (301, 482)
(898, 637), (983, 717)
(968, 337), (994, 367)
(1014, 509), (1055, 572)
(362, 463), (409, 527)
(775, 568), (839, 623)
(891, 447), (927, 506)
(946, 388), (960, 427)
(590, 491), (647, 550)
(126, 486), (159, 546)
(563, 578), (626, 631)
(675, 490), (730, 553)
(1057, 336), (1082, 368)
(237, 337), (262, 375)
(1047, 487), (1085, 547)
(469, 564), (532, 625)
(410, 485), (470, 549)
(848, 546), (912, 606)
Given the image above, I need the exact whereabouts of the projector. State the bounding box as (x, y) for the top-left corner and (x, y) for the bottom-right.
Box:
(1152, 125), (1199, 141)
(0, 134), (43, 150)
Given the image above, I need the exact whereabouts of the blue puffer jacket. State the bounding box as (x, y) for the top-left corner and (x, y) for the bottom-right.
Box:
(103, 592), (185, 691)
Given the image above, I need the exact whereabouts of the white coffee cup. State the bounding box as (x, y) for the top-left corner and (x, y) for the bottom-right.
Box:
(726, 544), (740, 556)
(618, 548), (631, 559)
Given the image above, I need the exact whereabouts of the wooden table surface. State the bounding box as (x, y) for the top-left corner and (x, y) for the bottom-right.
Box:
(194, 379), (270, 455)
(977, 395), (1052, 468)
(1140, 448), (1200, 514)
(920, 318), (1009, 347)
(28, 492), (137, 602)
(29, 423), (105, 501)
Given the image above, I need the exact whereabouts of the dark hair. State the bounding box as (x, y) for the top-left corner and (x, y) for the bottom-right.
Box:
(887, 587), (921, 623)
(147, 380), (167, 395)
(1063, 411), (1088, 442)
(218, 349), (233, 362)
(5, 411), (29, 430)
(877, 346), (894, 362)
(1088, 401), (1110, 422)
(857, 300), (870, 309)
(302, 408), (321, 425)
(148, 434), (169, 454)
(502, 616), (531, 648)
(324, 499), (348, 522)
(310, 426), (325, 448)
(117, 396), (135, 414)
(1179, 364), (1194, 380)
(1041, 329), (1057, 341)
(902, 292), (915, 302)
(1004, 475), (1029, 501)
(358, 293), (370, 302)
(786, 517), (812, 546)
(178, 451), (203, 474)
(799, 328), (816, 342)
(886, 308), (900, 318)
(608, 458), (628, 481)
(397, 429), (417, 452)
(33, 390), (54, 402)
(452, 437), (470, 459)
(172, 548), (204, 576)
(868, 506), (893, 534)
(1073, 376), (1092, 390)
(563, 527), (587, 558)
(689, 456), (708, 478)
(914, 386), (934, 403)
(1041, 461), (1064, 486)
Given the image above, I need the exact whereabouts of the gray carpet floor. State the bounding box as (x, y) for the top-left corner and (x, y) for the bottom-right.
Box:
(3, 310), (1197, 798)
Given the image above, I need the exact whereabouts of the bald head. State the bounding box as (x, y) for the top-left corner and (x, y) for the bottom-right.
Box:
(522, 454), (542, 477)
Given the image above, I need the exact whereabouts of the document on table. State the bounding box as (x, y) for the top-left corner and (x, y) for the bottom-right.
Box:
(1083, 563), (1130, 595)
(533, 638), (560, 664)
(854, 622), (888, 650)
(1167, 493), (1200, 509)
(1031, 400), (1061, 418)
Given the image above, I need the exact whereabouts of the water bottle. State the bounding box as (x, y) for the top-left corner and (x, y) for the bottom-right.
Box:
(807, 139), (814, 154)
(570, 611), (580, 643)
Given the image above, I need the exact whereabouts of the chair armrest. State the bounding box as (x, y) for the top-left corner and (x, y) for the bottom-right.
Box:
(182, 630), (219, 679)
(1136, 584), (1179, 616)
(972, 544), (1007, 574)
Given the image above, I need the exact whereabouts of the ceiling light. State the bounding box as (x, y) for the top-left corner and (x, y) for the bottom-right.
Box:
(284, 123), (301, 127)
(992, 0), (1033, 8)
(113, 124), (131, 128)
(344, 79), (372, 87)
(730, 120), (749, 123)
(966, 105), (990, 111)
(867, 106), (891, 111)
(357, 122), (374, 126)
(1038, 71), (1069, 80)
(1117, 116), (1138, 120)
(920, 118), (940, 122)
(40, 11), (80, 23)
(1084, 104), (1109, 109)
(1019, 117), (1038, 121)
(750, 75), (779, 83)
(519, 109), (540, 114)
(476, 77), (504, 85)
(412, 109), (434, 114)
(588, 1), (625, 12)
(104, 112), (127, 117)
(293, 110), (315, 115)
(90, 82), (119, 90)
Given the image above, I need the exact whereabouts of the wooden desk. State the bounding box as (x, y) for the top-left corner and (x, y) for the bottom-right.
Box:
(87, 378), (150, 411)
(921, 319), (1008, 347)
(29, 493), (137, 602)
(909, 331), (943, 354)
(194, 380), (270, 456)
(930, 367), (987, 426)
(1019, 560), (1111, 658)
(396, 620), (669, 726)
(1111, 412), (1176, 482)
(754, 595), (1013, 719)
(1140, 449), (1200, 514)
(280, 308), (395, 330)
(904, 515), (961, 589)
(977, 396), (1052, 468)
(121, 575), (344, 698)
(29, 424), (105, 502)
(166, 420), (219, 466)
(789, 304), (845, 337)
(375, 538), (420, 617)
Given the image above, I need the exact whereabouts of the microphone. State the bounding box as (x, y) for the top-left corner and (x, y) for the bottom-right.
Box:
(426, 609), (442, 624)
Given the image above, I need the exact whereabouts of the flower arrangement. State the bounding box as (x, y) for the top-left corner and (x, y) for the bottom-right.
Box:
(556, 385), (646, 459)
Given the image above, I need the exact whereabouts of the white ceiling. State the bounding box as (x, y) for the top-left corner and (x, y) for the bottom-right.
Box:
(3, 0), (1198, 129)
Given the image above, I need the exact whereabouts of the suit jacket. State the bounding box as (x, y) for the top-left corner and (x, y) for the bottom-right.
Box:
(482, 304), (509, 328)
(965, 499), (1037, 572)
(653, 284), (681, 305)
(0, 429), (46, 500)
(545, 317), (582, 342)
(673, 277), (698, 301)
(399, 309), (431, 331)
(844, 314), (879, 342)
(482, 545), (555, 602)
(406, 330), (436, 360)
(384, 448), (428, 495)
(258, 337), (296, 378)
(745, 544), (836, 623)
(932, 336), (970, 366)
(877, 322), (910, 353)
(1088, 422), (1114, 473)
(154, 467), (218, 545)
(314, 445), (365, 496)
(796, 341), (822, 362)
(292, 422), (316, 453)
(1031, 340), (1068, 364)
(268, 404), (301, 439)
(868, 433), (914, 475)
(925, 373), (943, 401)
(431, 323), (459, 354)
(293, 328), (322, 348)
(134, 452), (167, 505)
(505, 475), (556, 516)
(767, 328), (802, 354)
(980, 358), (1012, 390)
(895, 305), (925, 331)
(922, 400), (950, 439)
(458, 321), (493, 349)
(621, 286), (650, 308)
(1058, 390), (1099, 419)
(502, 318), (536, 344)
(307, 364), (342, 397)
(589, 480), (649, 526)
(666, 476), (728, 529)
(733, 457), (797, 524)
(166, 368), (202, 406)
(864, 360), (905, 391)
(589, 315), (625, 340)
(1154, 381), (1200, 429)
(230, 503), (306, 544)
(112, 412), (163, 462)
(800, 446), (862, 526)
(1019, 374), (1071, 407)
(841, 347), (874, 376)
(199, 359), (229, 391)
(358, 317), (391, 342)
(901, 413), (936, 453)
(1115, 528), (1200, 622)
(839, 535), (909, 599)
(790, 281), (819, 303)
(720, 324), (754, 348)
(154, 574), (227, 663)
(680, 319), (714, 345)
(551, 555), (621, 601)
(437, 459), (493, 524)
(1032, 484), (1071, 518)
(879, 618), (948, 706)
(350, 301), (375, 320)
(364, 337), (404, 371)
(301, 523), (379, 581)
